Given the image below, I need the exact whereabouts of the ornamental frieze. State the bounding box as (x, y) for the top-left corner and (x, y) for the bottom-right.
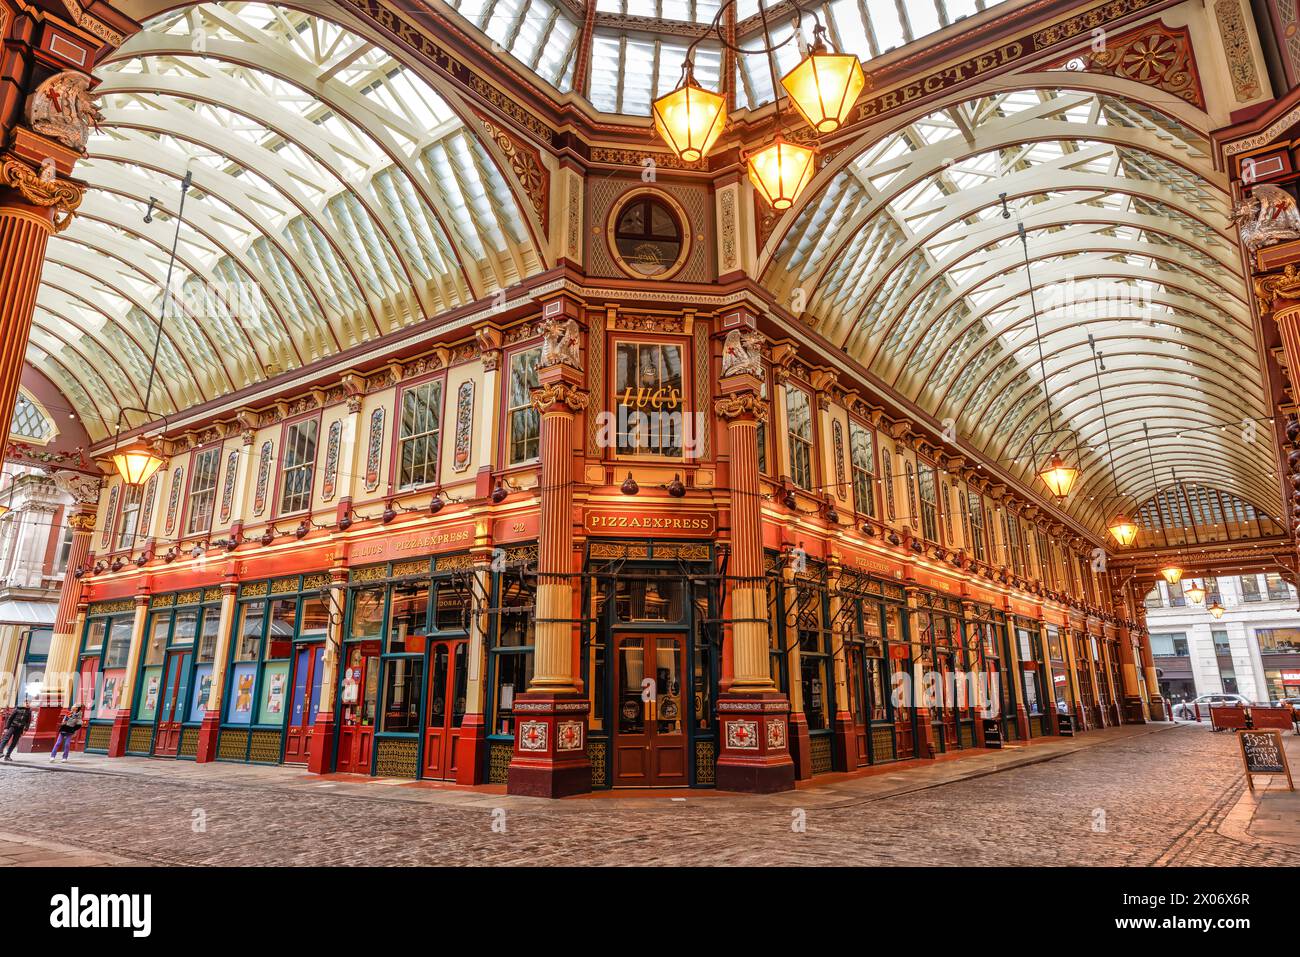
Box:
(475, 109), (548, 222)
(1055, 21), (1204, 109)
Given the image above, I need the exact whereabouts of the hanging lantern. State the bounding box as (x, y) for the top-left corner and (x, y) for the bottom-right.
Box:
(1207, 600), (1226, 620)
(1185, 580), (1206, 604)
(111, 437), (165, 486)
(747, 135), (816, 211)
(1159, 564), (1183, 585)
(1037, 452), (1080, 500)
(1107, 512), (1138, 548)
(780, 31), (867, 135)
(652, 65), (726, 163)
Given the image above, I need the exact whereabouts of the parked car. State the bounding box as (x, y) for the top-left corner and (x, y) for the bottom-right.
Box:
(1172, 693), (1253, 721)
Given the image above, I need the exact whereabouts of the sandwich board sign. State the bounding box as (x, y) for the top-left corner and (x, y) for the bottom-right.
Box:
(1236, 730), (1294, 792)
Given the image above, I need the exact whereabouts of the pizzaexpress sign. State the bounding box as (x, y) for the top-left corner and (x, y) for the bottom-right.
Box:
(584, 509), (715, 536)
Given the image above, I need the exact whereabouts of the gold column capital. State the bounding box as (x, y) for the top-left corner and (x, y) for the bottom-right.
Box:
(0, 155), (84, 232)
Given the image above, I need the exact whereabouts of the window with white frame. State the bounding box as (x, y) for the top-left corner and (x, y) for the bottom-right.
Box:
(967, 492), (985, 561)
(785, 385), (813, 491)
(398, 380), (444, 489)
(186, 447), (221, 536)
(849, 421), (875, 517)
(507, 347), (541, 465)
(279, 420), (319, 515)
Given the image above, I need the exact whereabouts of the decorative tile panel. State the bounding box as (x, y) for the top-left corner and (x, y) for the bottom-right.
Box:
(252, 441), (272, 516)
(374, 737), (419, 778)
(694, 740), (716, 785)
(322, 419), (342, 501)
(364, 408), (384, 492)
(453, 380), (474, 472)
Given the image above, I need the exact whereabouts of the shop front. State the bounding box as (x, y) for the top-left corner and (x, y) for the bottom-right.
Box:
(837, 571), (909, 766)
(1012, 617), (1051, 737)
(344, 553), (475, 779)
(130, 589), (222, 759)
(966, 603), (1015, 743)
(77, 599), (137, 754)
(216, 574), (330, 765)
(915, 591), (974, 753)
(1045, 624), (1074, 729)
(1072, 629), (1101, 730)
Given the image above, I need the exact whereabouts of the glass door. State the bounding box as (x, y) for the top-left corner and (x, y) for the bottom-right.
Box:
(337, 642), (379, 773)
(422, 639), (467, 780)
(283, 643), (325, 765)
(153, 650), (191, 756)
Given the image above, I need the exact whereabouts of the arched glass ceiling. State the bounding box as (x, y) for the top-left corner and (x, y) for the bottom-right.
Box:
(442, 0), (1011, 115)
(1134, 484), (1284, 548)
(32, 2), (543, 441)
(763, 87), (1276, 538)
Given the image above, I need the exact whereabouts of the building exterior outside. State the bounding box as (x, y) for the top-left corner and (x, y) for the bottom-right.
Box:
(1147, 575), (1300, 704)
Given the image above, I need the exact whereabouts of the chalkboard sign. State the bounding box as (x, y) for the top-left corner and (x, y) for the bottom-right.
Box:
(1237, 730), (1294, 792)
(1056, 712), (1075, 737)
(982, 718), (1002, 750)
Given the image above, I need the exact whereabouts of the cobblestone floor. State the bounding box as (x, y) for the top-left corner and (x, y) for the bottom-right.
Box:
(0, 723), (1295, 866)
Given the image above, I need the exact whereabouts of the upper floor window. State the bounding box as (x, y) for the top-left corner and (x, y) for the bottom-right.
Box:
(117, 485), (144, 551)
(11, 392), (53, 443)
(614, 341), (683, 457)
(507, 347), (541, 465)
(756, 377), (770, 475)
(848, 421), (875, 517)
(966, 492), (984, 561)
(1004, 512), (1021, 574)
(186, 447), (221, 536)
(904, 461), (918, 531)
(398, 380), (444, 489)
(1150, 632), (1189, 656)
(55, 525), (73, 573)
(785, 385), (813, 491)
(1265, 572), (1292, 602)
(279, 420), (319, 515)
(1167, 580), (1186, 607)
(1240, 575), (1262, 602)
(917, 462), (939, 543)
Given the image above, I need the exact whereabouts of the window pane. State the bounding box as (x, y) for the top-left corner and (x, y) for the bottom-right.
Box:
(381, 657), (423, 732)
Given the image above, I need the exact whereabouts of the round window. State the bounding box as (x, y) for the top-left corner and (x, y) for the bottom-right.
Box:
(609, 191), (689, 279)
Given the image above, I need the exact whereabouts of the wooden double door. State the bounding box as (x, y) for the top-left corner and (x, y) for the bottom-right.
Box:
(152, 650), (191, 757)
(612, 633), (688, 787)
(423, 639), (467, 780)
(284, 643), (325, 765)
(336, 642), (379, 774)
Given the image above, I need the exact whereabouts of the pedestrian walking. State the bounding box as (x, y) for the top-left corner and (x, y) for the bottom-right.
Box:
(0, 701), (33, 760)
(49, 703), (85, 762)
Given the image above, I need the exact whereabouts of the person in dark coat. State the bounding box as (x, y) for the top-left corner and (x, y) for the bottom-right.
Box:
(50, 704), (85, 762)
(1, 701), (33, 760)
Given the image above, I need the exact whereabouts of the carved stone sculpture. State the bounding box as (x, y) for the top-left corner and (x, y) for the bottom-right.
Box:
(25, 72), (103, 153)
(721, 328), (764, 378)
(539, 317), (581, 368)
(1232, 183), (1300, 253)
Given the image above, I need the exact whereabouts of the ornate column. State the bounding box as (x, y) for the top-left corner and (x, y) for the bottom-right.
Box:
(506, 303), (591, 797)
(195, 577), (238, 762)
(21, 472), (99, 752)
(905, 585), (936, 758)
(455, 534), (494, 784)
(107, 591), (150, 757)
(780, 550), (811, 779)
(1136, 624), (1165, 719)
(827, 555), (855, 773)
(1002, 608), (1031, 740)
(713, 356), (794, 793)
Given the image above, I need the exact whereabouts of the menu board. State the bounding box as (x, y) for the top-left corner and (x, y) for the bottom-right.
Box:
(1237, 730), (1294, 792)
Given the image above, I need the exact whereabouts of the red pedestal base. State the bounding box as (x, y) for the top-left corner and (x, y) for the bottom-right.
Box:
(505, 694), (591, 798)
(195, 711), (221, 763)
(307, 712), (335, 774)
(831, 713), (855, 772)
(714, 692), (795, 794)
(787, 711), (813, 780)
(456, 713), (487, 785)
(1015, 705), (1030, 740)
(107, 710), (131, 757)
(17, 703), (63, 754)
(913, 708), (936, 758)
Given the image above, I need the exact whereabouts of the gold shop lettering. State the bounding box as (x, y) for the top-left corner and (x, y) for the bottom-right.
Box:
(586, 512), (711, 531)
(618, 387), (682, 411)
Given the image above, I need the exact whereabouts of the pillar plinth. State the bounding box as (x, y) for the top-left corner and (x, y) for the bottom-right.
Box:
(507, 348), (591, 798)
(713, 371), (795, 793)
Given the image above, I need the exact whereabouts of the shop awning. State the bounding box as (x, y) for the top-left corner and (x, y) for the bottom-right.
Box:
(0, 599), (57, 627)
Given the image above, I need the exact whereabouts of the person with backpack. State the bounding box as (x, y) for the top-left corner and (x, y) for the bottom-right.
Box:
(49, 703), (85, 762)
(0, 700), (33, 760)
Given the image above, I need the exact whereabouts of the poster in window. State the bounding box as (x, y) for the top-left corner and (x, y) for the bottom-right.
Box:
(189, 664), (213, 723)
(258, 661), (291, 725)
(227, 662), (257, 725)
(96, 670), (124, 719)
(137, 667), (162, 721)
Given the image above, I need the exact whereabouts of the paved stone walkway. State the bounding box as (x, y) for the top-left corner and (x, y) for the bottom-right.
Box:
(0, 722), (1294, 866)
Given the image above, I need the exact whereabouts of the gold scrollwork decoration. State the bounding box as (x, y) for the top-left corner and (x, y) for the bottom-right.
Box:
(0, 157), (83, 232)
(530, 381), (591, 414)
(713, 391), (769, 423)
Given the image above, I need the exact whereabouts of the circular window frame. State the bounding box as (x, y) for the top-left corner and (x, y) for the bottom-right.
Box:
(606, 188), (691, 281)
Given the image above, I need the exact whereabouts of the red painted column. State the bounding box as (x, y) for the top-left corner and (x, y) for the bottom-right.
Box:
(714, 370), (795, 793)
(507, 304), (591, 797)
(196, 578), (239, 763)
(455, 540), (494, 785)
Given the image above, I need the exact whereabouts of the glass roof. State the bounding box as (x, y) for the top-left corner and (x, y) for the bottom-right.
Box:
(31, 2), (543, 441)
(442, 0), (1011, 116)
(763, 88), (1277, 534)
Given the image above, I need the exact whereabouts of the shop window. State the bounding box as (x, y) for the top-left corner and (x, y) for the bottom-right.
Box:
(1265, 572), (1293, 601)
(692, 586), (712, 731)
(388, 585), (429, 653)
(491, 575), (535, 736)
(143, 615), (169, 667)
(966, 492), (984, 561)
(616, 571), (684, 622)
(849, 421), (875, 517)
(350, 587), (384, 642)
(103, 620), (131, 669)
(614, 341), (684, 457)
(794, 582), (831, 732)
(507, 347), (541, 465)
(116, 484), (143, 551)
(398, 379), (444, 490)
(1256, 628), (1300, 653)
(186, 447), (221, 536)
(80, 615), (132, 722)
(381, 657), (422, 733)
(785, 385), (814, 490)
(917, 462), (939, 543)
(279, 420), (319, 515)
(433, 578), (468, 632)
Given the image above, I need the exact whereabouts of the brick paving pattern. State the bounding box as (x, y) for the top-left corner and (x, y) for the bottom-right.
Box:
(0, 724), (1295, 866)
